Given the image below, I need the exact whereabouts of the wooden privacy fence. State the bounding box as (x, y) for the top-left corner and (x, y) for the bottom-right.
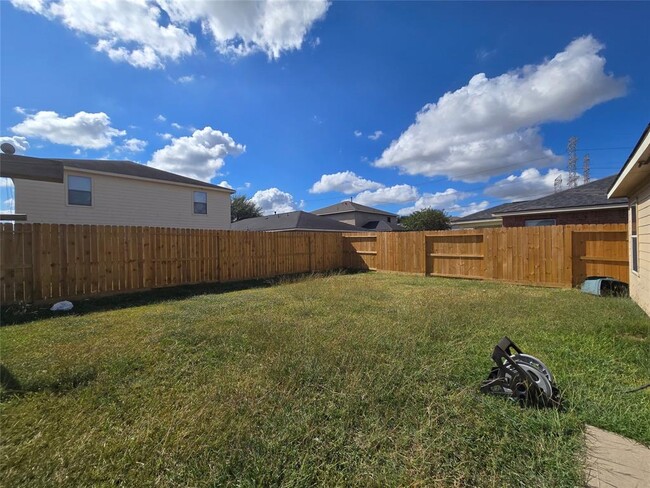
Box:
(0, 224), (344, 304)
(0, 223), (628, 305)
(342, 223), (629, 288)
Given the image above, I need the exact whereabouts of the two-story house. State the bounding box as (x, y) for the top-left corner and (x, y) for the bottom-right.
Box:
(0, 153), (234, 229)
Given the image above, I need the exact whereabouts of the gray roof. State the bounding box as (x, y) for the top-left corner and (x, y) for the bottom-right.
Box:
(361, 220), (404, 231)
(0, 154), (233, 192)
(312, 201), (398, 217)
(492, 175), (627, 215)
(454, 202), (522, 223)
(231, 211), (366, 232)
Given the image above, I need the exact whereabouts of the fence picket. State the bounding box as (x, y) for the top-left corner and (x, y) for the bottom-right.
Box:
(0, 223), (629, 304)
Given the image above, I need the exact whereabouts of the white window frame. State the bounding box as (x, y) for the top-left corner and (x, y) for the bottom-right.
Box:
(66, 175), (93, 207)
(631, 202), (638, 274)
(193, 191), (207, 215)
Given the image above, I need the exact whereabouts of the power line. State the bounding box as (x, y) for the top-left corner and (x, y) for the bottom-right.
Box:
(248, 143), (633, 207)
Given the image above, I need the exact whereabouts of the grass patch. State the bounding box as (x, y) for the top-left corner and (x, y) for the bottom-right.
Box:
(1, 273), (648, 486)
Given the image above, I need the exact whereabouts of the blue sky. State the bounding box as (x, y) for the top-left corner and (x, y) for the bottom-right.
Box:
(1, 1), (649, 216)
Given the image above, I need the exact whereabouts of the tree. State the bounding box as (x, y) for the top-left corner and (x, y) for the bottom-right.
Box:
(231, 194), (262, 222)
(400, 208), (451, 231)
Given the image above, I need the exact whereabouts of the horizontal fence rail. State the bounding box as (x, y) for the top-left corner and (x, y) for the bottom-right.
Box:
(0, 223), (628, 305)
(0, 224), (344, 304)
(343, 224), (629, 288)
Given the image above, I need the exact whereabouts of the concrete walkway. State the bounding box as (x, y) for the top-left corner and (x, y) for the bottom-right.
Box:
(585, 425), (650, 488)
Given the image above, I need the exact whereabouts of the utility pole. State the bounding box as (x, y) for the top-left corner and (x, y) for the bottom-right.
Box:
(567, 136), (579, 189)
(583, 154), (591, 185)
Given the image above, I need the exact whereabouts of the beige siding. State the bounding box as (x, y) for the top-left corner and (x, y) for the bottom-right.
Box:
(14, 170), (231, 229)
(629, 181), (650, 316)
(325, 212), (357, 226)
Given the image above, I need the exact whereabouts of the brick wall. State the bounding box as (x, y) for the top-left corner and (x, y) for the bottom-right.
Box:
(502, 208), (627, 227)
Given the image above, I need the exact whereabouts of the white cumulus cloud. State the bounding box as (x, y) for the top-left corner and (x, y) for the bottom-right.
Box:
(11, 0), (329, 68)
(251, 188), (298, 215)
(375, 36), (626, 182)
(368, 130), (383, 141)
(0, 136), (30, 152)
(354, 130), (362, 137)
(310, 171), (383, 195)
(218, 180), (233, 190)
(0, 178), (16, 189)
(161, 0), (330, 60)
(484, 167), (578, 202)
(354, 184), (419, 207)
(397, 188), (472, 216)
(1, 198), (15, 213)
(148, 126), (245, 182)
(120, 138), (147, 153)
(11, 109), (125, 149)
(448, 200), (491, 217)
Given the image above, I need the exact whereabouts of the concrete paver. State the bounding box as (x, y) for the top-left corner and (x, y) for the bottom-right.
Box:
(585, 425), (650, 488)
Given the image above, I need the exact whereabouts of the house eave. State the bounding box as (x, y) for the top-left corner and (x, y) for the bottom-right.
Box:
(315, 209), (398, 218)
(0, 157), (64, 183)
(494, 203), (628, 217)
(452, 218), (502, 226)
(608, 124), (650, 199)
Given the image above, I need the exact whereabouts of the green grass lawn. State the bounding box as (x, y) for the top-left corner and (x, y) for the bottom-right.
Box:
(1, 272), (648, 487)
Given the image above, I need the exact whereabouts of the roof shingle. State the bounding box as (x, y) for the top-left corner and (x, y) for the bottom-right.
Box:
(454, 202), (522, 222)
(492, 175), (627, 215)
(0, 154), (233, 192)
(312, 201), (397, 217)
(230, 211), (365, 232)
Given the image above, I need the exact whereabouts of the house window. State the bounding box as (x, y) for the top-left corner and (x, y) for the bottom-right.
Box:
(193, 191), (207, 214)
(631, 203), (638, 273)
(525, 219), (556, 227)
(387, 217), (392, 223)
(68, 175), (92, 206)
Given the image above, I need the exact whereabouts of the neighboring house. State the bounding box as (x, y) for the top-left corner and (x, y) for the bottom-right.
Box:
(312, 201), (401, 231)
(231, 211), (365, 232)
(0, 154), (234, 229)
(452, 202), (521, 229)
(492, 176), (628, 227)
(608, 123), (650, 316)
(360, 220), (403, 232)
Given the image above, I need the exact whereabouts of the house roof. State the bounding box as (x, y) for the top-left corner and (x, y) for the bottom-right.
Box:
(230, 211), (366, 232)
(0, 154), (234, 192)
(361, 220), (404, 231)
(608, 123), (650, 198)
(312, 201), (398, 217)
(454, 202), (522, 223)
(492, 175), (627, 216)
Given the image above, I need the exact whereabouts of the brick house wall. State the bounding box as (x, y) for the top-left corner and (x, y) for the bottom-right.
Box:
(502, 207), (627, 227)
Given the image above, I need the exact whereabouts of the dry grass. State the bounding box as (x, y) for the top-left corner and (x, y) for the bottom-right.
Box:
(1, 272), (648, 487)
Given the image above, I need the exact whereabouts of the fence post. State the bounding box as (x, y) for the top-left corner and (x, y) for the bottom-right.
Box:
(563, 226), (574, 287)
